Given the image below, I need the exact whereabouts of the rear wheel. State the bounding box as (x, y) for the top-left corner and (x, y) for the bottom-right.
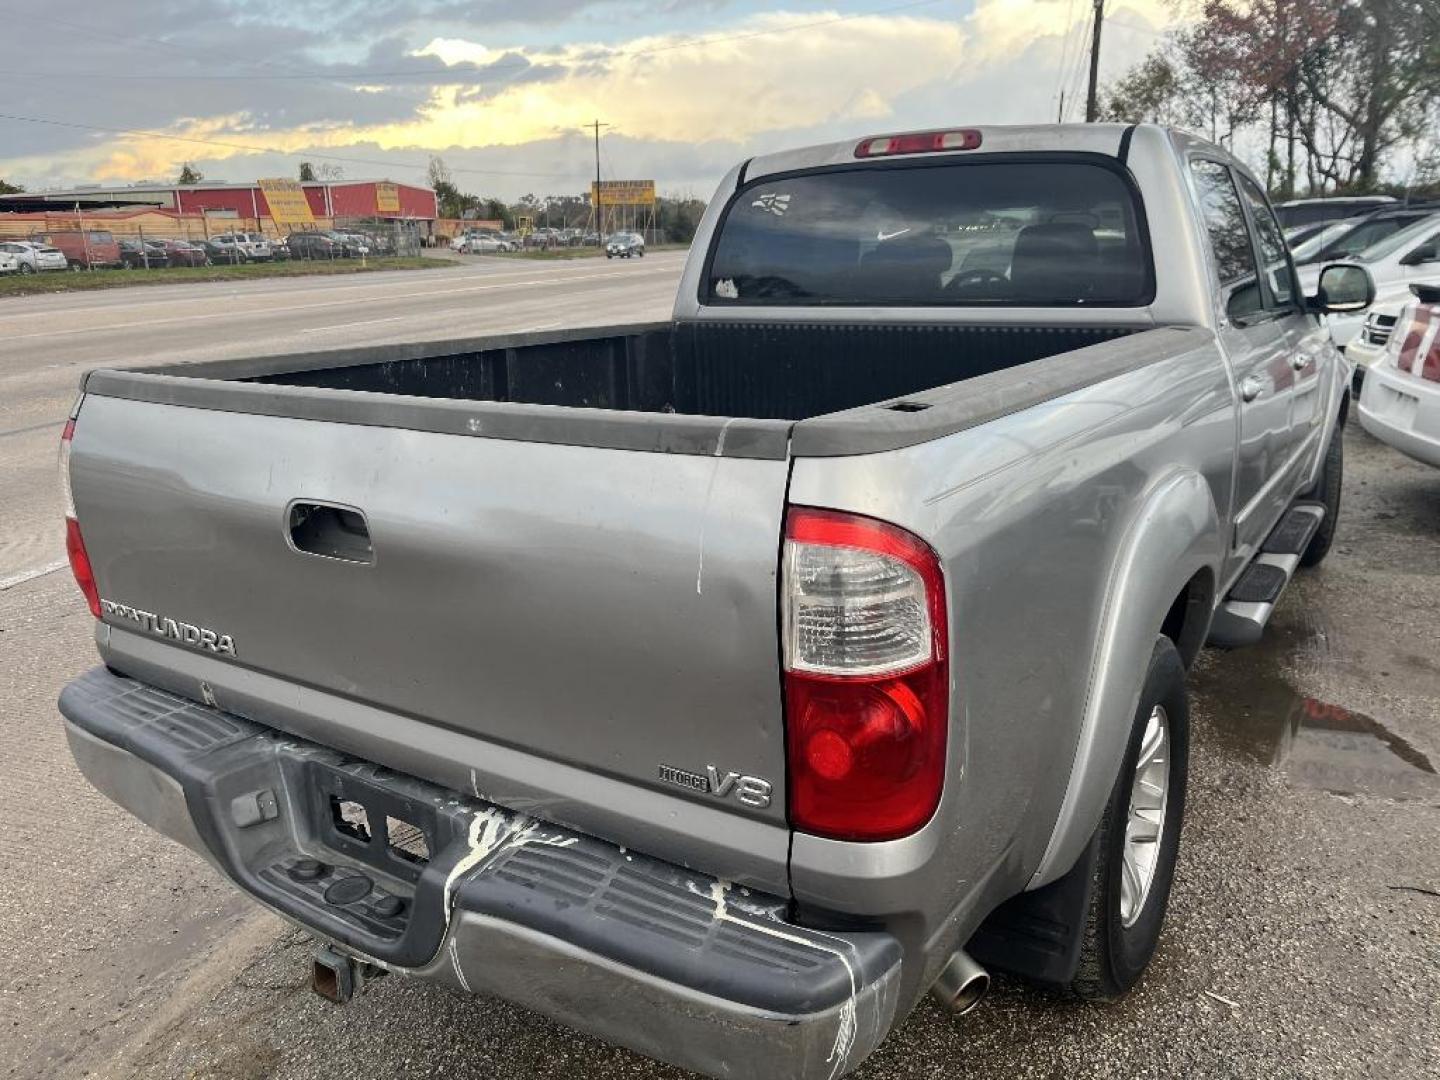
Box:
(19, 263), (34, 275)
(1300, 420), (1343, 567)
(1070, 636), (1188, 1001)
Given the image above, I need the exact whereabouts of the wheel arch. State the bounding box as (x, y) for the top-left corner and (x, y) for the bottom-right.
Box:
(1027, 468), (1221, 889)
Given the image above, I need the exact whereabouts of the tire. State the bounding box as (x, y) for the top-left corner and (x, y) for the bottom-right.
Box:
(1070, 635), (1189, 1001)
(19, 263), (34, 275)
(1299, 420), (1343, 567)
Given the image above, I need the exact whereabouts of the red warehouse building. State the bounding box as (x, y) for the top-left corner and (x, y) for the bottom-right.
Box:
(2, 179), (438, 234)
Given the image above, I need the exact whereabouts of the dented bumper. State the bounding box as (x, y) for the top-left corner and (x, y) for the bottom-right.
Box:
(59, 667), (902, 1079)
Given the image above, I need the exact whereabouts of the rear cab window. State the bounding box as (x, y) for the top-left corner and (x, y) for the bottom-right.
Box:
(704, 157), (1153, 307)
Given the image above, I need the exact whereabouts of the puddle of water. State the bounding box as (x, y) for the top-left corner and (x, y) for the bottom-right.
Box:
(1195, 622), (1439, 801)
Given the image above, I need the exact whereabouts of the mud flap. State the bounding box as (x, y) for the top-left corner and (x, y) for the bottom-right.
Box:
(966, 831), (1101, 988)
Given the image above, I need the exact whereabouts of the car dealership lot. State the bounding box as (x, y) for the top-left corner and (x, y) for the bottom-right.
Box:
(1, 266), (1437, 1078)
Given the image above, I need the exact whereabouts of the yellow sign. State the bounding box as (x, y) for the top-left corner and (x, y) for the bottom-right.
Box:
(516, 215), (534, 236)
(257, 178), (315, 229)
(376, 182), (401, 214)
(590, 180), (656, 207)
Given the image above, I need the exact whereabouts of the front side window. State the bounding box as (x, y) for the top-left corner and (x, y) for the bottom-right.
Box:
(1189, 159), (1262, 321)
(1238, 175), (1298, 308)
(705, 159), (1152, 306)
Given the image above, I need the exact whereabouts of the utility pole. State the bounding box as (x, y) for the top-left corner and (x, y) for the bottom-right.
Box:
(1057, 90), (1066, 124)
(586, 118), (609, 245)
(1084, 0), (1105, 123)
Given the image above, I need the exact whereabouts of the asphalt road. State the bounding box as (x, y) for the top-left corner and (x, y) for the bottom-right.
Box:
(2, 266), (1436, 1079)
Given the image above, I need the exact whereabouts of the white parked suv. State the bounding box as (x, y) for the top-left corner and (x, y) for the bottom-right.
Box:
(1358, 284), (1440, 467)
(0, 240), (69, 273)
(1299, 213), (1440, 348)
(212, 232), (273, 261)
(0, 249), (18, 274)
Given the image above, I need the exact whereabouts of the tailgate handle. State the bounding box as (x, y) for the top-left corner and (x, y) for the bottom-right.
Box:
(287, 501), (374, 564)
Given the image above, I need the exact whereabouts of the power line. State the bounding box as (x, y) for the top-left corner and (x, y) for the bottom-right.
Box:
(1060, 7), (1095, 121)
(1052, 0), (1079, 113)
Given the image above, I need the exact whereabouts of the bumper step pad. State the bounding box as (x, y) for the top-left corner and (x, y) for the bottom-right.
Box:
(59, 666), (899, 1023)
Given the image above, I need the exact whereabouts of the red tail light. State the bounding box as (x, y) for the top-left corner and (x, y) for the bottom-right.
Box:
(782, 507), (948, 841)
(855, 129), (982, 158)
(1391, 304), (1440, 382)
(60, 415), (101, 618)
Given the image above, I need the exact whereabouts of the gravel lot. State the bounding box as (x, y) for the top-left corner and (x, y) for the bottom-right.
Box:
(2, 273), (1435, 1080)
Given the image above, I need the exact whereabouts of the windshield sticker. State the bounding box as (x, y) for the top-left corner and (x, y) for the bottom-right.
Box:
(714, 278), (739, 299)
(752, 193), (791, 216)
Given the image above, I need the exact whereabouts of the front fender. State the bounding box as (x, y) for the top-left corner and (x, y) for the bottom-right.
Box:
(1028, 468), (1221, 888)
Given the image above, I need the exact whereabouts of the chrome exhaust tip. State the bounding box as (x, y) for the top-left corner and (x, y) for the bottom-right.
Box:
(931, 949), (991, 1015)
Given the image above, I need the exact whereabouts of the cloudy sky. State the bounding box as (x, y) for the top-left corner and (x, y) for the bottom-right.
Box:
(0, 0), (1182, 201)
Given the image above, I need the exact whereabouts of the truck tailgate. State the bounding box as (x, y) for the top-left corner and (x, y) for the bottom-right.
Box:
(69, 393), (794, 843)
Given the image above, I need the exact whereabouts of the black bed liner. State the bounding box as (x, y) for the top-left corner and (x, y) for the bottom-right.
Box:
(86, 321), (1210, 458)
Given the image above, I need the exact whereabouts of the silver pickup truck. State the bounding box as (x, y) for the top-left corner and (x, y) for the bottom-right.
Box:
(57, 124), (1372, 1078)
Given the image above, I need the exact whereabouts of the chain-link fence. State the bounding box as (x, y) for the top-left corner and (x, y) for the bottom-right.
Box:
(1, 211), (425, 270)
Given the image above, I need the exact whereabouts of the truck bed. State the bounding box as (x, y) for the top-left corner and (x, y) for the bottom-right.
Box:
(215, 321), (1134, 422)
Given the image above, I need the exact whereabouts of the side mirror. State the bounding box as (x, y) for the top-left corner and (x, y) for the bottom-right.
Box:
(1399, 244), (1438, 267)
(1308, 263), (1374, 314)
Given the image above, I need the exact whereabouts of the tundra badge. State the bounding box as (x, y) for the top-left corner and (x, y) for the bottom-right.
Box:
(99, 599), (237, 657)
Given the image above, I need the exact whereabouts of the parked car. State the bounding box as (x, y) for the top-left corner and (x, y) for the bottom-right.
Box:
(286, 232), (342, 260)
(1292, 203), (1440, 266)
(1358, 283), (1440, 466)
(605, 231), (645, 258)
(150, 239), (209, 268)
(0, 240), (68, 273)
(39, 229), (122, 269)
(334, 231), (373, 256)
(195, 238), (244, 265)
(1298, 212), (1440, 347)
(1274, 195), (1396, 233)
(117, 238), (170, 270)
(210, 232), (272, 262)
(57, 124), (1367, 1080)
(452, 231), (508, 254)
(0, 249), (18, 275)
(360, 231), (395, 255)
(269, 237), (291, 261)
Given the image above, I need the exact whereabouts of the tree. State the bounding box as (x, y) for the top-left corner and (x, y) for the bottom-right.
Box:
(1100, 52), (1187, 126)
(1100, 0), (1439, 195)
(298, 162), (317, 182)
(317, 163), (344, 181)
(176, 162), (203, 184)
(0, 178), (24, 194)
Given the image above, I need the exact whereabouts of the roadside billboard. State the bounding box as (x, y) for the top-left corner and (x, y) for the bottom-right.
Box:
(375, 182), (401, 214)
(258, 179), (315, 229)
(590, 180), (656, 207)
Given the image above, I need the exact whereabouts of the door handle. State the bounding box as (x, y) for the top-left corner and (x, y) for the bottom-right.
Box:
(1239, 376), (1264, 403)
(287, 501), (373, 564)
(1290, 354), (1310, 372)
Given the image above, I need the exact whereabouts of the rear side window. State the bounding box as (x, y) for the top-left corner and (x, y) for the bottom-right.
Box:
(705, 159), (1152, 307)
(1189, 159), (1263, 322)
